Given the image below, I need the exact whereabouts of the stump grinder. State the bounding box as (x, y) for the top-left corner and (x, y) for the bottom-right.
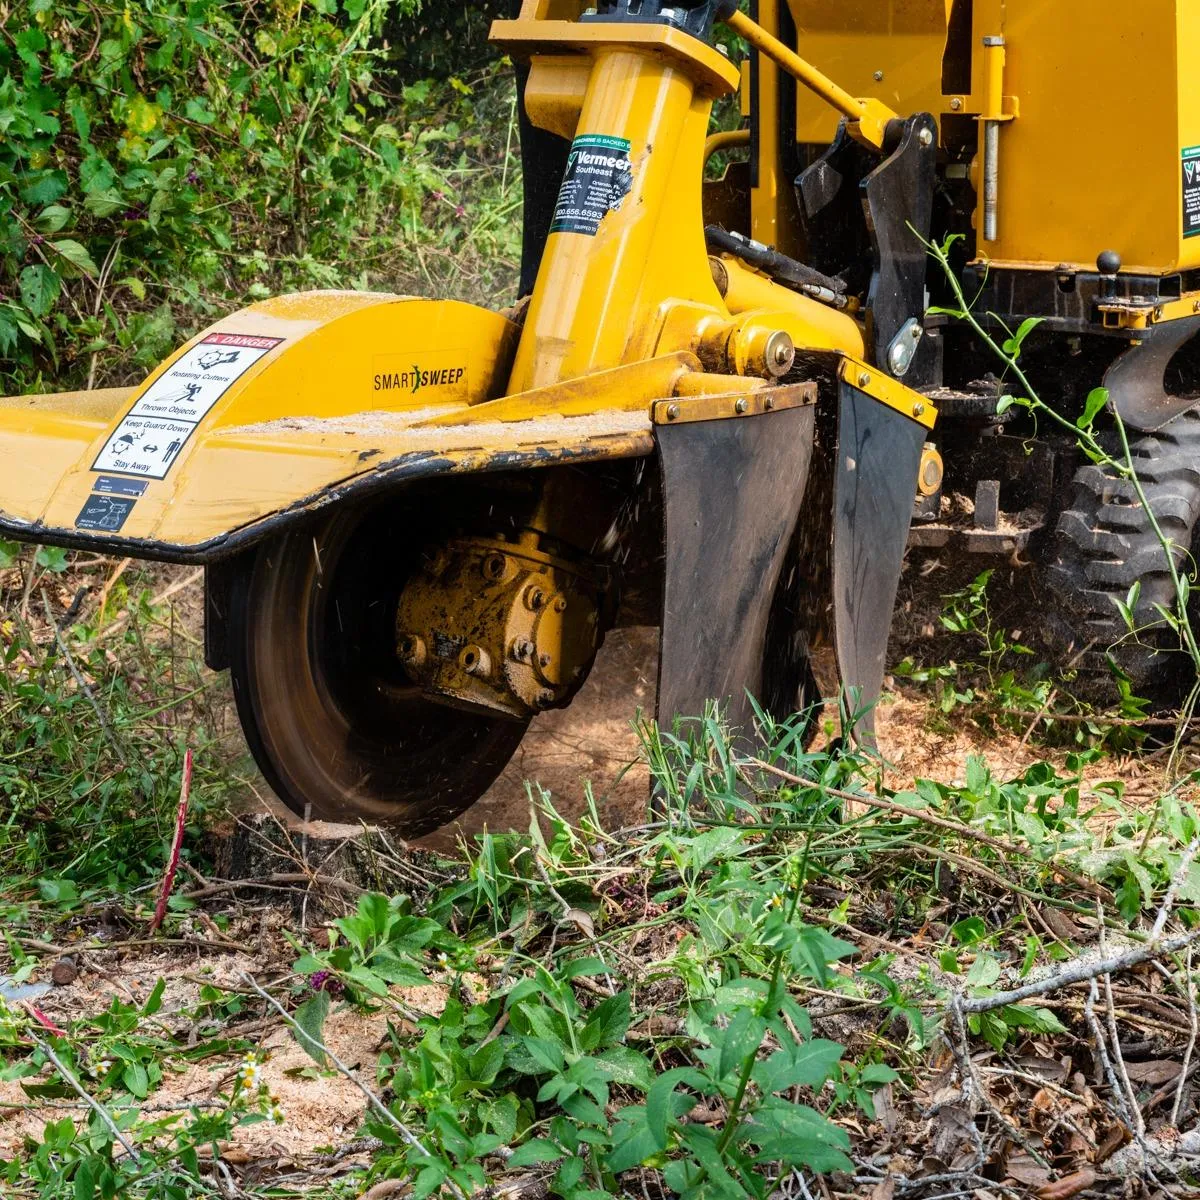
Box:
(3, 0), (1199, 831)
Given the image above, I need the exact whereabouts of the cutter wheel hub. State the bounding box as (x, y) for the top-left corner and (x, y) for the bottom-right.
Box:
(396, 530), (604, 719)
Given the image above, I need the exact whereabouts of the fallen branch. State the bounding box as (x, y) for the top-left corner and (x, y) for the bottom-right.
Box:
(958, 928), (1200, 1015)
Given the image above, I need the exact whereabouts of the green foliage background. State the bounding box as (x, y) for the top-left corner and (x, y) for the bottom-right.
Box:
(0, 0), (521, 394)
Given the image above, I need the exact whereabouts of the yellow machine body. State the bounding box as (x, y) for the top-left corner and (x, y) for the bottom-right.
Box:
(748, 0), (1200, 275)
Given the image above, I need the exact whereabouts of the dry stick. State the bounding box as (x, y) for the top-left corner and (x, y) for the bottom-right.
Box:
(1083, 979), (1135, 1133)
(1150, 834), (1200, 941)
(149, 748), (193, 934)
(1000, 707), (1200, 729)
(958, 927), (1200, 1015)
(180, 872), (365, 901)
(31, 1034), (141, 1162)
(240, 973), (467, 1200)
(1173, 946), (1199, 1128)
(749, 758), (1108, 898)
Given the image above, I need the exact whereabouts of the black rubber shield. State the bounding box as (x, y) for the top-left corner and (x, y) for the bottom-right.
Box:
(656, 404), (816, 736)
(833, 380), (925, 741)
(1104, 315), (1200, 433)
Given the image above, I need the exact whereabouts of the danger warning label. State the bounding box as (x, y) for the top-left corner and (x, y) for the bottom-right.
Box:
(550, 134), (634, 237)
(1184, 146), (1200, 239)
(90, 332), (283, 481)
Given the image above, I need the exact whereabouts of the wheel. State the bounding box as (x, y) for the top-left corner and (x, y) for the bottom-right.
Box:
(228, 501), (530, 835)
(1045, 410), (1200, 705)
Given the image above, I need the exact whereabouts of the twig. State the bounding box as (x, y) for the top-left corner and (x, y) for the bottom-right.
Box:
(181, 872), (365, 900)
(1151, 834), (1200, 941)
(240, 973), (466, 1200)
(958, 927), (1200, 1014)
(149, 749), (193, 934)
(31, 1034), (140, 1162)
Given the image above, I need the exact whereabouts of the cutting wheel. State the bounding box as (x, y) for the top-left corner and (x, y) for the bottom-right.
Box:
(228, 501), (530, 835)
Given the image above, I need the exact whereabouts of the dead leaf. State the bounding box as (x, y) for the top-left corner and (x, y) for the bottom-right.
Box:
(869, 1179), (896, 1200)
(1039, 906), (1083, 942)
(564, 908), (594, 938)
(1035, 1167), (1097, 1200)
(874, 1081), (900, 1136)
(1095, 1123), (1132, 1164)
(1005, 1151), (1053, 1188)
(1123, 1060), (1181, 1085)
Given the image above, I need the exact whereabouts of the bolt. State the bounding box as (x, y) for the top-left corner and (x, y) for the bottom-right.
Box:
(764, 396), (775, 411)
(527, 587), (546, 610)
(536, 689), (556, 710)
(858, 371), (872, 388)
(665, 403), (680, 421)
(873, 70), (884, 82)
(398, 634), (426, 667)
(949, 97), (963, 111)
(553, 596), (567, 613)
(918, 127), (934, 147)
(459, 644), (491, 678)
(481, 553), (506, 581)
(539, 653), (552, 668)
(889, 341), (912, 372)
(511, 638), (534, 662)
(764, 330), (795, 378)
(913, 403), (926, 418)
(735, 398), (749, 415)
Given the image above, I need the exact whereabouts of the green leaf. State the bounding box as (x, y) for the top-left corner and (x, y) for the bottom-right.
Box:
(606, 1117), (663, 1174)
(291, 989), (330, 1067)
(518, 1036), (566, 1075)
(966, 952), (1001, 988)
(480, 1095), (518, 1141)
(507, 1138), (562, 1167)
(581, 991), (631, 1050)
(1000, 1004), (1067, 1034)
(34, 205), (70, 234)
(593, 1046), (654, 1091)
(555, 1156), (585, 1191)
(753, 1039), (844, 1095)
(345, 965), (388, 998)
(141, 978), (166, 1017)
(122, 1062), (149, 1099)
(0, 540), (20, 568)
(73, 1160), (95, 1200)
(50, 239), (98, 277)
(717, 1007), (766, 1079)
(467, 1038), (504, 1086)
(1077, 386), (1109, 432)
(19, 264), (59, 318)
(35, 545), (68, 573)
(1001, 316), (1043, 360)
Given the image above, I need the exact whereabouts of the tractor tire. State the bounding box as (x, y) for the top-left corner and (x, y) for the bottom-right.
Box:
(1045, 409), (1200, 705)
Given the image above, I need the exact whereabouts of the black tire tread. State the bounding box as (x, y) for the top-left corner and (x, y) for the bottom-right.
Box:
(1045, 410), (1200, 700)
